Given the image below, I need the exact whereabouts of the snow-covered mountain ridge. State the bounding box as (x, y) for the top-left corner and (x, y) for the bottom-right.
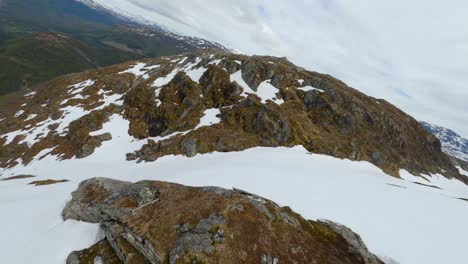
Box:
(0, 50), (463, 181)
(1, 50), (468, 264)
(421, 121), (468, 162)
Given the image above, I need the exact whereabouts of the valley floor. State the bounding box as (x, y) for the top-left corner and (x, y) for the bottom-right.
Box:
(1, 142), (468, 263)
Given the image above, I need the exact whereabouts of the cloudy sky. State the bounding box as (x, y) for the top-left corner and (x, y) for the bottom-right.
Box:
(94, 0), (468, 137)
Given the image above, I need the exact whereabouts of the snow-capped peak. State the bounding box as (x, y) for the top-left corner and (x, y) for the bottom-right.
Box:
(421, 121), (468, 162)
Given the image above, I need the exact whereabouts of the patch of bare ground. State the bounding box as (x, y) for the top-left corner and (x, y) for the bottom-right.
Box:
(28, 179), (69, 186)
(1, 174), (35, 181)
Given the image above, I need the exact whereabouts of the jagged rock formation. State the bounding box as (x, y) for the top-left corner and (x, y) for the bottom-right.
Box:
(0, 50), (464, 182)
(63, 177), (383, 264)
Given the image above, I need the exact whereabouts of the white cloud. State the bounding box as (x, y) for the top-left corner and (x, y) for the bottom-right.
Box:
(94, 0), (468, 137)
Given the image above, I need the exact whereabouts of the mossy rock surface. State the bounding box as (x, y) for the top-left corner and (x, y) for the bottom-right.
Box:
(63, 177), (383, 264)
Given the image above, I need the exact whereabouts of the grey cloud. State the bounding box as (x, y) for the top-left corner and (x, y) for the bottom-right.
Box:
(94, 0), (468, 137)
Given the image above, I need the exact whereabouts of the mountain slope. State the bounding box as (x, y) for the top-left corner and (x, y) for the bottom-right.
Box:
(0, 32), (141, 95)
(1, 51), (468, 263)
(421, 121), (468, 162)
(0, 0), (227, 95)
(0, 50), (463, 181)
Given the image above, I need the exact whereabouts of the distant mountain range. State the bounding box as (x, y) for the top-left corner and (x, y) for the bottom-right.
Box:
(421, 122), (468, 162)
(0, 0), (226, 96)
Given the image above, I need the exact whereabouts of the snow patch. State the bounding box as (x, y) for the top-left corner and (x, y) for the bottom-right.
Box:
(400, 170), (468, 198)
(69, 80), (94, 94)
(256, 80), (284, 104)
(195, 108), (221, 129)
(1, 147), (468, 263)
(178, 57), (188, 64)
(457, 166), (468, 177)
(152, 68), (180, 87)
(209, 59), (222, 65)
(230, 71), (283, 104)
(230, 70), (255, 96)
(119, 63), (159, 79)
(2, 117), (57, 146)
(298, 86), (325, 93)
(14, 110), (25, 118)
(25, 114), (38, 121)
(61, 93), (86, 106)
(25, 91), (36, 97)
(185, 67), (207, 83)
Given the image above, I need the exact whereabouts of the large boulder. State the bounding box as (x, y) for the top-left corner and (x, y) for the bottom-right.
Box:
(63, 177), (383, 264)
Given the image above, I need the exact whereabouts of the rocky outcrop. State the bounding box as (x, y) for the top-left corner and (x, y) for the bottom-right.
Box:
(63, 177), (383, 264)
(0, 50), (464, 182)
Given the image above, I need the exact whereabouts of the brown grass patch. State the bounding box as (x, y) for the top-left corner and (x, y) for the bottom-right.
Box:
(28, 179), (69, 186)
(2, 175), (35, 181)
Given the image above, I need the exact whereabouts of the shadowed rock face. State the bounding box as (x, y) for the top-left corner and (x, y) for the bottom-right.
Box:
(0, 50), (463, 181)
(63, 177), (383, 264)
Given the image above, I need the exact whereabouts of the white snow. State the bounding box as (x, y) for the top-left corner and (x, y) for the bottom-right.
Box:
(151, 59), (208, 87)
(84, 114), (146, 159)
(1, 146), (468, 263)
(195, 108), (221, 129)
(69, 80), (94, 95)
(256, 80), (284, 104)
(145, 65), (160, 71)
(400, 170), (468, 199)
(119, 63), (146, 76)
(1, 129), (23, 146)
(55, 106), (89, 135)
(230, 70), (253, 96)
(152, 68), (180, 87)
(119, 63), (160, 80)
(230, 71), (283, 104)
(25, 91), (36, 97)
(298, 85), (325, 93)
(185, 67), (207, 83)
(61, 93), (86, 106)
(25, 114), (38, 121)
(20, 118), (56, 146)
(456, 166), (468, 177)
(1, 117), (57, 146)
(297, 79), (305, 85)
(178, 57), (188, 64)
(0, 179), (101, 264)
(14, 110), (24, 117)
(97, 92), (124, 109)
(56, 92), (123, 135)
(209, 59), (222, 65)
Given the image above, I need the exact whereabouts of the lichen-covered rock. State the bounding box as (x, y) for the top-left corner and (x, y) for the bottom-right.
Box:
(67, 240), (123, 264)
(319, 220), (383, 264)
(63, 177), (383, 264)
